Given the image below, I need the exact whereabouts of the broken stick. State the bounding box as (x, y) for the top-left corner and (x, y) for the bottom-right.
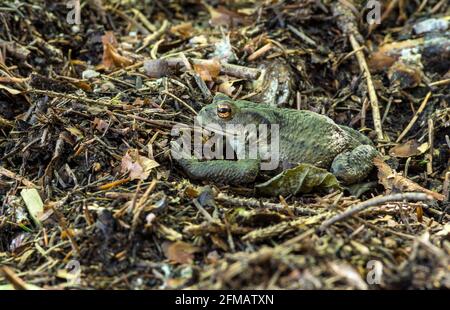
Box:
(349, 34), (384, 142)
(319, 192), (434, 230)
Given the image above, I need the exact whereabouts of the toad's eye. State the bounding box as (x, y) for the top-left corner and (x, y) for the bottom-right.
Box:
(217, 103), (232, 119)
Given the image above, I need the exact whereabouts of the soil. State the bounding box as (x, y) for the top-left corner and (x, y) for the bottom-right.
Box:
(0, 0), (449, 290)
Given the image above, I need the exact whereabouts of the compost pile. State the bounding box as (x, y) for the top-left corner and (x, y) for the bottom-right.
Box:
(0, 0), (449, 289)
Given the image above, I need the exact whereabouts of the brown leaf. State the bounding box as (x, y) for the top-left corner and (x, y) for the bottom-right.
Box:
(101, 32), (133, 70)
(170, 22), (193, 38)
(71, 80), (92, 92)
(208, 6), (247, 27)
(373, 157), (444, 201)
(416, 205), (423, 222)
(389, 140), (421, 158)
(218, 76), (236, 96)
(93, 118), (109, 132)
(120, 149), (159, 181)
(193, 59), (221, 82)
(162, 241), (199, 264)
(184, 186), (199, 199)
(101, 31), (118, 47)
(368, 38), (425, 71)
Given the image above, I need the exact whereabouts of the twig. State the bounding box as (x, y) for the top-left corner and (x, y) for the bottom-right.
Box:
(192, 199), (214, 222)
(0, 115), (13, 128)
(27, 89), (115, 107)
(320, 193), (434, 230)
(136, 20), (169, 53)
(97, 177), (131, 191)
(429, 78), (450, 87)
(161, 90), (198, 115)
(150, 38), (164, 60)
(1, 266), (28, 290)
(193, 73), (212, 99)
(109, 7), (149, 35)
(443, 172), (450, 202)
(112, 112), (178, 129)
(349, 34), (384, 142)
(219, 62), (261, 80)
(248, 43), (273, 61)
(0, 167), (38, 188)
(216, 193), (318, 216)
(50, 205), (80, 255)
(287, 24), (316, 46)
(163, 58), (261, 80)
(396, 91), (432, 142)
(131, 8), (157, 32)
(242, 214), (327, 243)
(426, 118), (434, 175)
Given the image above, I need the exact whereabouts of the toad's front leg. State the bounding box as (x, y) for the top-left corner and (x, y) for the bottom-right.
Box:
(176, 158), (260, 185)
(171, 140), (260, 184)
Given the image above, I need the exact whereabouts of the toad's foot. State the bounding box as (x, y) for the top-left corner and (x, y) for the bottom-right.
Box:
(331, 144), (378, 184)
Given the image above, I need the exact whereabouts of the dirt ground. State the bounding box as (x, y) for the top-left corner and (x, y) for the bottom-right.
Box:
(0, 0), (449, 289)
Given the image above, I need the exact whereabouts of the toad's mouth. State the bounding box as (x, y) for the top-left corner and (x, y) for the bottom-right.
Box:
(194, 122), (269, 141)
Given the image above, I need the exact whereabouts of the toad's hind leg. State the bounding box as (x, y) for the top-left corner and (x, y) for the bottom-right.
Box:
(331, 145), (378, 184)
(339, 125), (373, 145)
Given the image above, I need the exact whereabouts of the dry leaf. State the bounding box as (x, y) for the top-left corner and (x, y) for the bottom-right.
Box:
(329, 262), (368, 290)
(218, 81), (235, 96)
(102, 43), (133, 69)
(162, 241), (199, 264)
(208, 6), (247, 27)
(416, 205), (423, 222)
(193, 59), (221, 82)
(101, 32), (133, 70)
(255, 163), (342, 196)
(93, 118), (109, 132)
(170, 22), (193, 38)
(373, 157), (444, 201)
(184, 186), (199, 199)
(210, 235), (229, 251)
(143, 59), (169, 78)
(71, 80), (92, 92)
(101, 31), (118, 47)
(389, 140), (421, 157)
(120, 149), (159, 181)
(66, 126), (84, 140)
(368, 38), (424, 71)
(218, 76), (236, 96)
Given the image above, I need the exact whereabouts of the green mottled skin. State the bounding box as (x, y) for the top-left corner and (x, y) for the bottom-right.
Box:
(175, 93), (378, 185)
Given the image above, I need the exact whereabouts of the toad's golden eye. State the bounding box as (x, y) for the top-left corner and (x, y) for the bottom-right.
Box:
(217, 103), (232, 119)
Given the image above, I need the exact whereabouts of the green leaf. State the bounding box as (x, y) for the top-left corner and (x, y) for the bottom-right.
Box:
(20, 188), (44, 227)
(255, 163), (342, 196)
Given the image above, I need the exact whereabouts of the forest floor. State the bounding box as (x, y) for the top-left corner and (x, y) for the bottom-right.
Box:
(0, 0), (449, 289)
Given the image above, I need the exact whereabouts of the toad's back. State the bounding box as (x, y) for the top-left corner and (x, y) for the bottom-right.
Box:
(268, 108), (359, 168)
